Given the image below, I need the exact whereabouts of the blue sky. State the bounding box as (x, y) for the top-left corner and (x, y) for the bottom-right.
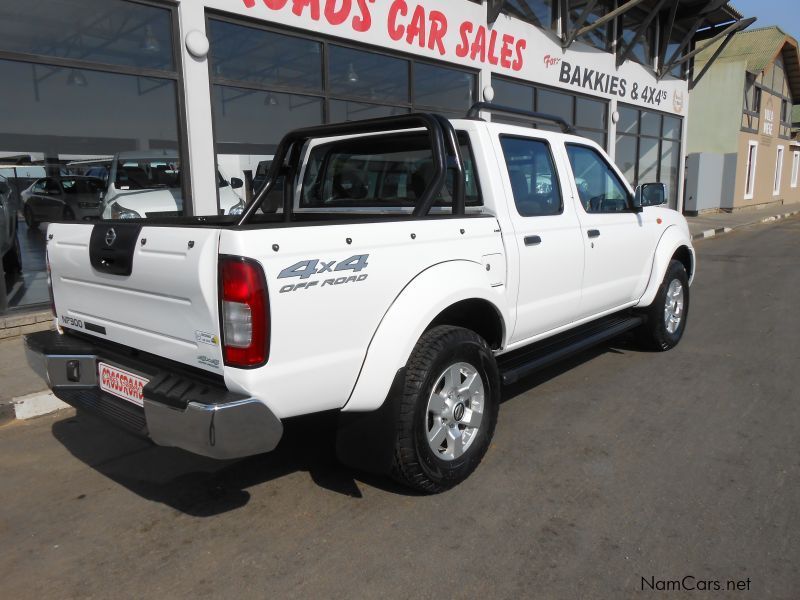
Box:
(732, 0), (800, 39)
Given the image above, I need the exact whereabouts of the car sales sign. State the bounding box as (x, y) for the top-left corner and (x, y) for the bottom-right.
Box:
(206, 0), (687, 114)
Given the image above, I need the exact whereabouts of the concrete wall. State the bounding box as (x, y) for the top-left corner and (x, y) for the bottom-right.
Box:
(687, 59), (746, 155)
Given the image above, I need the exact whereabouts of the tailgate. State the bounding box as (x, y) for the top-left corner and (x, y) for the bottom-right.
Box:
(48, 222), (224, 374)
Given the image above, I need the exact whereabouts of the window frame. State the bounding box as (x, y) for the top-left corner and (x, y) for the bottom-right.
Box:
(791, 150), (799, 188)
(744, 140), (758, 200)
(0, 0), (192, 215)
(499, 134), (565, 218)
(564, 142), (636, 214)
(205, 10), (480, 206)
(491, 74), (609, 150)
(773, 145), (784, 196)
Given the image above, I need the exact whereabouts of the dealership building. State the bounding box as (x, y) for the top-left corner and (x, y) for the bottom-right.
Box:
(0, 0), (750, 314)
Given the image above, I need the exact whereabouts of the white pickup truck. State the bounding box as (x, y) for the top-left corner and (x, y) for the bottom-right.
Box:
(26, 105), (694, 493)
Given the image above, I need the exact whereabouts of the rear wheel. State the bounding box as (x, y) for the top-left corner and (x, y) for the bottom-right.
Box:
(24, 205), (38, 229)
(2, 231), (22, 275)
(391, 325), (500, 493)
(636, 259), (690, 351)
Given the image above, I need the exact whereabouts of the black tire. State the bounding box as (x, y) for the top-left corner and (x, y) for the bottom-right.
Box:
(391, 325), (500, 493)
(24, 205), (38, 229)
(2, 231), (22, 275)
(636, 259), (690, 351)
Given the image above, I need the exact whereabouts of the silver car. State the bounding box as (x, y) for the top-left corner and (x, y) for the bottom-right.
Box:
(22, 176), (104, 228)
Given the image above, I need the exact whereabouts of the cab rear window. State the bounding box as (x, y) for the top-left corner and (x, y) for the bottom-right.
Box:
(299, 131), (482, 211)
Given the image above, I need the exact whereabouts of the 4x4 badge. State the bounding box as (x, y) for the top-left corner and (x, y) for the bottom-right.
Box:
(105, 228), (117, 247)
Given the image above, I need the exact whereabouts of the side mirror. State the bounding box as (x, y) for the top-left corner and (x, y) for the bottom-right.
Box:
(634, 182), (667, 208)
(230, 177), (244, 190)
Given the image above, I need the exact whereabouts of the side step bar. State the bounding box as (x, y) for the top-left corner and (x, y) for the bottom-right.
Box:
(498, 314), (644, 385)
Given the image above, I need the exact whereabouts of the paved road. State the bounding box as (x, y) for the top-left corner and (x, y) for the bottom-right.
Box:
(1, 217), (798, 599)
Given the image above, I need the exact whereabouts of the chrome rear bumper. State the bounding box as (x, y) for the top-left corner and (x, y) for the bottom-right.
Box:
(24, 330), (282, 460)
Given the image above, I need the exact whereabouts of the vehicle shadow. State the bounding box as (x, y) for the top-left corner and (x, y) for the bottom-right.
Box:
(51, 408), (420, 517)
(51, 335), (638, 516)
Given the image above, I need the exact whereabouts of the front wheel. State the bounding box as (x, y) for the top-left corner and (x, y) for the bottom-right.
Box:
(636, 259), (690, 351)
(391, 325), (500, 493)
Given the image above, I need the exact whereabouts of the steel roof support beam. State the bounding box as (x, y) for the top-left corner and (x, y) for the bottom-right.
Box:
(487, 0), (507, 25)
(562, 0), (598, 47)
(658, 16), (707, 79)
(657, 0), (680, 73)
(674, 0), (731, 23)
(562, 0), (649, 49)
(660, 16), (756, 79)
(689, 16), (758, 89)
(616, 0), (669, 67)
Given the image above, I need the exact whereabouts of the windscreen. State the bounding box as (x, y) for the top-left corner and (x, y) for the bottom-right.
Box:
(298, 132), (481, 211)
(61, 178), (104, 194)
(115, 158), (180, 190)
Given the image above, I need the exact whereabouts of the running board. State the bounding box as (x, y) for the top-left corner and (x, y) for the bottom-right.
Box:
(498, 314), (644, 386)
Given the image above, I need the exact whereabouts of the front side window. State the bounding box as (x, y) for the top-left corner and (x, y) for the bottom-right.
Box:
(566, 144), (630, 213)
(500, 136), (562, 217)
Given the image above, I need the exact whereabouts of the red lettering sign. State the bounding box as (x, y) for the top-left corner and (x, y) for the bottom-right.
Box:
(242, 0), (526, 70)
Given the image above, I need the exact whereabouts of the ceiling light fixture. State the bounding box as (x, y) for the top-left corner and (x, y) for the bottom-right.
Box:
(347, 62), (359, 84)
(264, 92), (279, 106)
(141, 25), (161, 53)
(67, 69), (88, 87)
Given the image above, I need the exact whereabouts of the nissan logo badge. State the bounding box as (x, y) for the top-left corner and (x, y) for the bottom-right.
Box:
(105, 227), (117, 247)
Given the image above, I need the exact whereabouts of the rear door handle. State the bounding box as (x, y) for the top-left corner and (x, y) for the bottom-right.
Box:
(524, 235), (542, 246)
(587, 229), (600, 238)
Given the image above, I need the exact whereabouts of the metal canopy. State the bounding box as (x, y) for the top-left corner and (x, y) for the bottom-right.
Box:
(489, 1), (754, 83)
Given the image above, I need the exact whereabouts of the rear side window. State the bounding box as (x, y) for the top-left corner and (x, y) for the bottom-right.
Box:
(299, 132), (482, 211)
(500, 136), (562, 217)
(565, 144), (630, 213)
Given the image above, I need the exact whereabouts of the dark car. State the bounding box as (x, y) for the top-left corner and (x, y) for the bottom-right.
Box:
(22, 176), (105, 228)
(0, 174), (21, 275)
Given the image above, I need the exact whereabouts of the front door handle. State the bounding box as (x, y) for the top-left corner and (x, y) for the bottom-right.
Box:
(587, 229), (600, 238)
(524, 235), (542, 246)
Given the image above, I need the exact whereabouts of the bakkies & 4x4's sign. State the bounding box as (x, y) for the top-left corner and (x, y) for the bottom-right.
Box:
(547, 55), (670, 108)
(241, 0), (527, 71)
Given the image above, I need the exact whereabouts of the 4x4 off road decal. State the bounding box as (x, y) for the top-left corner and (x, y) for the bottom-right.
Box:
(277, 254), (369, 293)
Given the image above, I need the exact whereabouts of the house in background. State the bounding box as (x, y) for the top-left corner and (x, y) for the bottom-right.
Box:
(685, 26), (800, 213)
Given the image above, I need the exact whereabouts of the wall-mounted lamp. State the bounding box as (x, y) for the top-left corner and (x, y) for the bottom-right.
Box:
(185, 30), (210, 59)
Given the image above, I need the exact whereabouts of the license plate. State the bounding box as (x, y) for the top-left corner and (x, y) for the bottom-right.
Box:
(98, 362), (149, 407)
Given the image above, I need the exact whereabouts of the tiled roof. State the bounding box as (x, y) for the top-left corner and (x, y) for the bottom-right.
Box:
(696, 26), (800, 97)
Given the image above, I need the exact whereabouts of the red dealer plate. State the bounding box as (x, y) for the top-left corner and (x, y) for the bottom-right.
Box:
(98, 362), (149, 407)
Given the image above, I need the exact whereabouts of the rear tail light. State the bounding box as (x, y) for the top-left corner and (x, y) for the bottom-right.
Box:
(46, 250), (56, 317)
(219, 256), (269, 368)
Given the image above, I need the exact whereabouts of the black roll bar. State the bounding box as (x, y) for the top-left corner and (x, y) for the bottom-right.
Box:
(466, 102), (577, 134)
(237, 112), (467, 225)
